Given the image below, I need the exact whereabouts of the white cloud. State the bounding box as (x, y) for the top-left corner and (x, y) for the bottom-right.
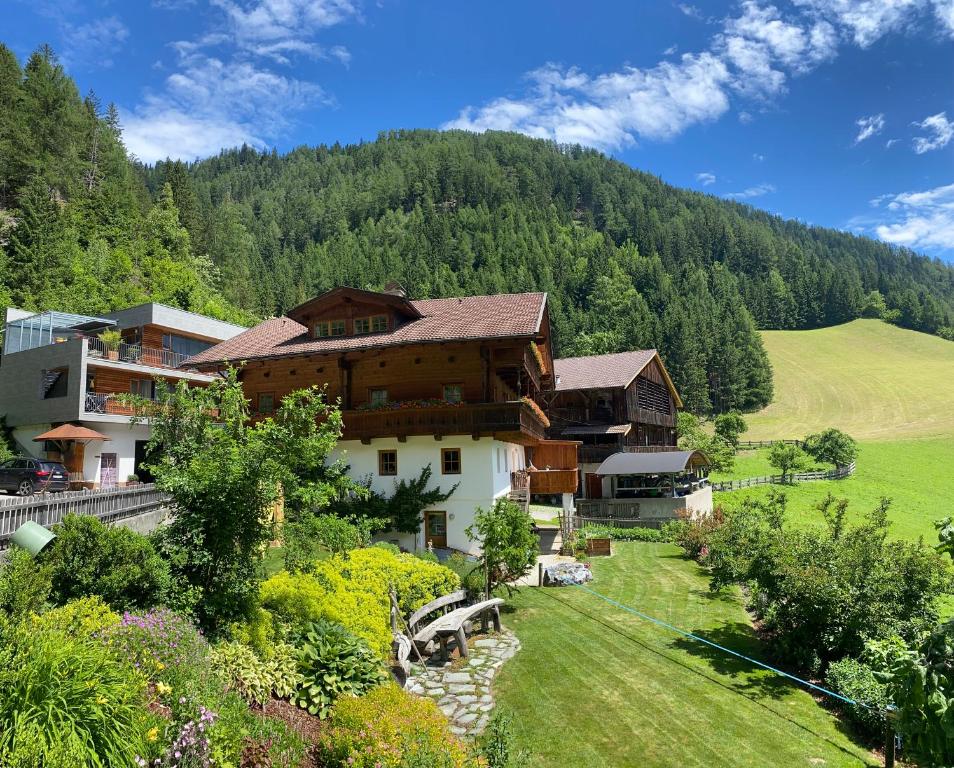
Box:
(752, 152), (765, 160)
(663, 44), (679, 55)
(912, 111), (953, 153)
(725, 182), (776, 198)
(696, 172), (717, 185)
(123, 0), (357, 162)
(123, 55), (329, 162)
(446, 1), (954, 152)
(854, 113), (885, 144)
(872, 182), (954, 250)
(885, 137), (900, 148)
(61, 16), (129, 68)
(678, 4), (704, 20)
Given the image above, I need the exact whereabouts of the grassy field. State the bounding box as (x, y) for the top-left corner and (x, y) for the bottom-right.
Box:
(711, 440), (953, 542)
(746, 319), (954, 441)
(495, 543), (875, 768)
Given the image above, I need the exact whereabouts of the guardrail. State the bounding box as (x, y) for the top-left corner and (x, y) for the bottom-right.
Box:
(0, 484), (170, 549)
(712, 462), (856, 492)
(735, 439), (804, 449)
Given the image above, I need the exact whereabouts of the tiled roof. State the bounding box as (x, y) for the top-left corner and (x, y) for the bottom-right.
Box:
(185, 292), (548, 366)
(553, 350), (657, 391)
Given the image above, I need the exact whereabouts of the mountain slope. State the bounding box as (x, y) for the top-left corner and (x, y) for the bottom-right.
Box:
(746, 319), (954, 440)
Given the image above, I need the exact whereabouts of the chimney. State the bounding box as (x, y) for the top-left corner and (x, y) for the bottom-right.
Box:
(383, 281), (406, 298)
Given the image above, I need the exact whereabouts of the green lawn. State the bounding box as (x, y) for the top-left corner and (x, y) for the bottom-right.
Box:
(746, 320), (954, 442)
(712, 439), (953, 543)
(495, 543), (875, 768)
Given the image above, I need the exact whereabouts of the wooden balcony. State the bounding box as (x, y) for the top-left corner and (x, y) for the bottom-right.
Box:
(528, 439), (579, 494)
(529, 468), (578, 495)
(341, 400), (549, 445)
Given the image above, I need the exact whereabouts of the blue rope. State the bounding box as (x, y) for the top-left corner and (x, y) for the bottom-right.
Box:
(571, 583), (868, 708)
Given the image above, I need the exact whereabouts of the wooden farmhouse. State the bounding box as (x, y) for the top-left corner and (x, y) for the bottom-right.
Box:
(186, 285), (580, 553)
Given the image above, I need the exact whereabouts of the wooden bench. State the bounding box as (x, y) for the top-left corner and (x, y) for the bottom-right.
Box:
(394, 590), (504, 662)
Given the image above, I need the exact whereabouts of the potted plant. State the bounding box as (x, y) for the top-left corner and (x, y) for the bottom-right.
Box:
(98, 330), (122, 360)
(125, 473), (140, 487)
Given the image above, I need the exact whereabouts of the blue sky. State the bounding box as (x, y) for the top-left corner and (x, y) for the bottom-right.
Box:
(7, 0), (954, 258)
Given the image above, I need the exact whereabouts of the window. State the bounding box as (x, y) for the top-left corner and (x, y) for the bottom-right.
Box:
(314, 320), (345, 338)
(40, 367), (69, 399)
(496, 447), (501, 473)
(353, 317), (371, 334)
(378, 450), (397, 476)
(162, 333), (213, 359)
(130, 379), (156, 400)
(369, 388), (388, 407)
(441, 448), (461, 475)
(258, 392), (275, 415)
(371, 315), (388, 332)
(442, 384), (463, 404)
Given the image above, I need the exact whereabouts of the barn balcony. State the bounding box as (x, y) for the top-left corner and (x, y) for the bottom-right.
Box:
(527, 439), (579, 495)
(340, 399), (549, 445)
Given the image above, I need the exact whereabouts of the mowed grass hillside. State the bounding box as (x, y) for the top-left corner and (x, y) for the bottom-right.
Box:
(716, 319), (954, 543)
(745, 319), (954, 441)
(495, 543), (876, 768)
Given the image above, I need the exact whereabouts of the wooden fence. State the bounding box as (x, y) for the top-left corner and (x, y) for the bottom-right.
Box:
(711, 462), (856, 492)
(0, 484), (169, 549)
(735, 439), (804, 450)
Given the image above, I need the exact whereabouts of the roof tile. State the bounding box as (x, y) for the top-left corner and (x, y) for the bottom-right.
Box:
(554, 350), (657, 391)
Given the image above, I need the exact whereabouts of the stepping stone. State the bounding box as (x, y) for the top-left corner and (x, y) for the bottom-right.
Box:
(474, 639), (499, 648)
(457, 713), (478, 725)
(456, 695), (477, 705)
(444, 672), (471, 684)
(440, 702), (458, 717)
(450, 726), (467, 736)
(449, 684), (476, 694)
(479, 702), (494, 712)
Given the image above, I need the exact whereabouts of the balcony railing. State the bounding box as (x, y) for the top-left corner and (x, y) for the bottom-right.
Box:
(340, 400), (549, 443)
(87, 337), (187, 369)
(85, 392), (136, 416)
(578, 443), (679, 465)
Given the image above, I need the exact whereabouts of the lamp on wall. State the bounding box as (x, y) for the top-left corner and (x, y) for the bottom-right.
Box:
(11, 521), (56, 556)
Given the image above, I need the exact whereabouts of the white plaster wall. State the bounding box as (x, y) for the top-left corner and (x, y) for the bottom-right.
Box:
(81, 422), (151, 485)
(332, 436), (522, 554)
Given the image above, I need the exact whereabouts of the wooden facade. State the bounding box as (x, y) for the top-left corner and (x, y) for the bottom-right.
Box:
(545, 354), (679, 466)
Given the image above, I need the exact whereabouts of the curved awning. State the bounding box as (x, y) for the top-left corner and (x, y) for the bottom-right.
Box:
(595, 450), (710, 475)
(34, 424), (111, 442)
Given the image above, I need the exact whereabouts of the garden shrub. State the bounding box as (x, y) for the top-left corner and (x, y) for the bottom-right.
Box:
(260, 547), (460, 658)
(577, 524), (670, 543)
(0, 546), (52, 621)
(210, 641), (302, 706)
(477, 711), (530, 768)
(260, 568), (391, 658)
(28, 595), (119, 637)
(0, 627), (152, 767)
(373, 541), (402, 554)
(284, 513), (372, 571)
(466, 499), (538, 594)
(667, 510), (726, 560)
(291, 620), (385, 718)
(316, 683), (474, 767)
(43, 514), (170, 612)
(825, 658), (890, 739)
(445, 552), (485, 596)
(414, 549), (440, 563)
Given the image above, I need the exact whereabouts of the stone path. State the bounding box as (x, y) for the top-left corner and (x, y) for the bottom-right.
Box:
(406, 630), (521, 737)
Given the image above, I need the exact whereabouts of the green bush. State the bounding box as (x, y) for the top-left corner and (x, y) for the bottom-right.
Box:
(28, 595), (119, 637)
(825, 658), (890, 739)
(0, 547), (52, 621)
(291, 620), (385, 718)
(316, 684), (474, 767)
(43, 514), (170, 612)
(261, 547), (460, 658)
(373, 541), (401, 555)
(445, 552), (485, 596)
(0, 627), (152, 767)
(284, 513), (372, 571)
(578, 524), (670, 543)
(667, 511), (726, 560)
(476, 711), (530, 768)
(414, 549), (440, 563)
(209, 641), (302, 706)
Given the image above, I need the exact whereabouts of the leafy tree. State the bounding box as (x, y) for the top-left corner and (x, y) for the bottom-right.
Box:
(713, 411), (747, 450)
(705, 493), (952, 673)
(880, 619), (954, 766)
(936, 517), (954, 559)
(466, 499), (538, 596)
(677, 411), (734, 471)
(767, 442), (810, 483)
(284, 514), (372, 571)
(803, 428), (858, 468)
(138, 371), (348, 633)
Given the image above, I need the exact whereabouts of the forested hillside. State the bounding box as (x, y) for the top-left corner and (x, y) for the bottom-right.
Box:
(4, 45), (954, 413)
(0, 45), (249, 325)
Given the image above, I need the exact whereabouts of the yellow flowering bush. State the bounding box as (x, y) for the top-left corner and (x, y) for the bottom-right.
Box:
(28, 596), (120, 638)
(316, 684), (475, 768)
(259, 548), (460, 659)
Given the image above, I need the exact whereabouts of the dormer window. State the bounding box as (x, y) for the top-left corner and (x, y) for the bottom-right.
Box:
(315, 320), (345, 338)
(354, 315), (389, 335)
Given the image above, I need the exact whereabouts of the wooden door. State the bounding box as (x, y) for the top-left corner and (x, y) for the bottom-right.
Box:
(585, 473), (603, 500)
(424, 511), (447, 549)
(99, 453), (117, 488)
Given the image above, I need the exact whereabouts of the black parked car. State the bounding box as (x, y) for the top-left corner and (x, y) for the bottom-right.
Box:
(0, 458), (70, 495)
